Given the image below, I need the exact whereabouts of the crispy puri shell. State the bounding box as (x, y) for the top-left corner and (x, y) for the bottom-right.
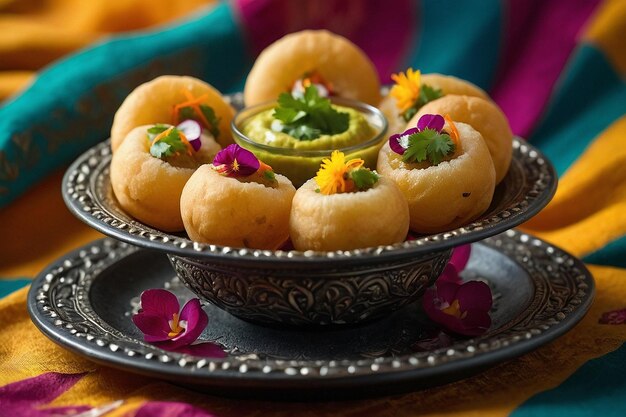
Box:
(412, 95), (513, 183)
(111, 75), (235, 152)
(110, 125), (220, 232)
(377, 122), (495, 233)
(180, 166), (296, 249)
(379, 73), (489, 135)
(244, 30), (381, 106)
(289, 177), (409, 251)
(420, 73), (489, 100)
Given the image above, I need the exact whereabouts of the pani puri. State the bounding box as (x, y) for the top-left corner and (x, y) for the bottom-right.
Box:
(244, 30), (381, 106)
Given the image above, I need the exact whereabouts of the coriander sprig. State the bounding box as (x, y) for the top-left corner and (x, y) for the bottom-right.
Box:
(272, 85), (349, 140)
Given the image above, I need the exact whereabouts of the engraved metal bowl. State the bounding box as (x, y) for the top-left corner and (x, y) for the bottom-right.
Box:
(62, 93), (557, 326)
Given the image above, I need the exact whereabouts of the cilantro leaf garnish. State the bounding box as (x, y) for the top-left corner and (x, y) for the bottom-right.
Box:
(178, 104), (221, 138)
(401, 84), (443, 122)
(147, 124), (170, 141)
(402, 128), (455, 165)
(148, 127), (187, 159)
(273, 85), (349, 140)
(350, 168), (379, 191)
(427, 132), (455, 165)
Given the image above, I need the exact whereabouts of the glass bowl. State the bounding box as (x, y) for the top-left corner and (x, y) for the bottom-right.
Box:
(231, 96), (388, 187)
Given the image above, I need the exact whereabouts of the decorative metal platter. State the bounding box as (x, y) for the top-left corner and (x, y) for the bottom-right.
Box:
(61, 92), (557, 265)
(28, 230), (593, 400)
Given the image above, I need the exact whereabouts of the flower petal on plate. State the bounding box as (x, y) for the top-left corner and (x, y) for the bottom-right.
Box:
(139, 289), (180, 319)
(456, 281), (493, 312)
(434, 281), (461, 306)
(169, 299), (208, 348)
(132, 312), (171, 342)
(460, 309), (492, 335)
(450, 244), (471, 272)
(176, 342), (227, 358)
(437, 263), (463, 283)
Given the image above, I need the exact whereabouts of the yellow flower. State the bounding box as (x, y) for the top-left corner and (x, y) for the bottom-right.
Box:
(390, 68), (421, 112)
(315, 150), (364, 195)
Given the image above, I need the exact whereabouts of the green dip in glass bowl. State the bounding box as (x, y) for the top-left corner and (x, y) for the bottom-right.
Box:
(231, 97), (388, 187)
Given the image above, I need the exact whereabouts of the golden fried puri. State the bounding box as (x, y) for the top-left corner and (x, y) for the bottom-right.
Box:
(289, 177), (409, 251)
(377, 122), (495, 233)
(111, 75), (235, 151)
(180, 166), (296, 249)
(412, 95), (513, 183)
(110, 125), (220, 232)
(244, 30), (381, 106)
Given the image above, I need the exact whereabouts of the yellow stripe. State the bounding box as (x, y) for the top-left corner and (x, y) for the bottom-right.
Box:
(583, 0), (626, 75)
(522, 115), (626, 257)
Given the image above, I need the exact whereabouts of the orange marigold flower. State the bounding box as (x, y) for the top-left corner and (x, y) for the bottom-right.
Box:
(315, 150), (364, 195)
(390, 68), (421, 112)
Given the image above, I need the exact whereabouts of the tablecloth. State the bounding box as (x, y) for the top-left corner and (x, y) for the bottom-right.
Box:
(1, 0), (626, 416)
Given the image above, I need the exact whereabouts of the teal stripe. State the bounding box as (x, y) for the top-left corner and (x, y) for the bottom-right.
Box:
(0, 279), (30, 298)
(584, 235), (626, 269)
(0, 2), (252, 208)
(529, 44), (626, 175)
(405, 0), (502, 90)
(512, 343), (626, 417)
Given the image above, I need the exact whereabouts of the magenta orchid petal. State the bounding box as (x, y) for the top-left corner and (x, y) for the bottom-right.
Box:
(176, 342), (228, 358)
(459, 309), (492, 335)
(438, 263), (463, 283)
(166, 299), (208, 349)
(423, 270), (493, 337)
(434, 281), (461, 306)
(139, 289), (180, 319)
(450, 244), (471, 272)
(456, 280), (493, 311)
(213, 144), (260, 177)
(417, 114), (445, 132)
(132, 312), (172, 342)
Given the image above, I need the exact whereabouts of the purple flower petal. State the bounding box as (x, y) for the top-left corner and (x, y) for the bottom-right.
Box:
(213, 144), (260, 177)
(450, 244), (471, 272)
(459, 309), (492, 335)
(437, 264), (463, 284)
(599, 308), (626, 325)
(139, 289), (180, 319)
(132, 312), (172, 342)
(456, 280), (493, 312)
(167, 299), (208, 349)
(388, 133), (406, 155)
(388, 127), (419, 155)
(176, 342), (228, 358)
(422, 279), (493, 337)
(189, 138), (202, 152)
(434, 281), (461, 306)
(417, 114), (445, 132)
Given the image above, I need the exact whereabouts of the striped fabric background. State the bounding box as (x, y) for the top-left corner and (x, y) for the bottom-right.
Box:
(0, 0), (625, 415)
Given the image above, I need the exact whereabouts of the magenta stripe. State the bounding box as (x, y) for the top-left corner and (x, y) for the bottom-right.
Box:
(234, 0), (417, 79)
(491, 0), (600, 137)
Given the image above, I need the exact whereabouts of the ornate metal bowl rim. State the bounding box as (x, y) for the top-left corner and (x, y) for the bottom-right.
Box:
(63, 115), (556, 265)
